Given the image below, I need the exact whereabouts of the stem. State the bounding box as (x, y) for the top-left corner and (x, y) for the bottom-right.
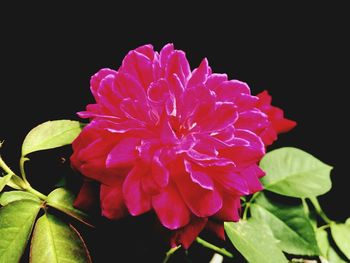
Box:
(162, 245), (181, 263)
(26, 186), (47, 201)
(301, 198), (309, 215)
(242, 192), (260, 220)
(309, 197), (332, 224)
(0, 156), (15, 176)
(196, 237), (233, 258)
(20, 156), (30, 184)
(318, 224), (331, 230)
(0, 156), (27, 189)
(0, 155), (47, 200)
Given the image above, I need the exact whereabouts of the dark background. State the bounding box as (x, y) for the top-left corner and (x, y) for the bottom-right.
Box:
(0, 3), (349, 262)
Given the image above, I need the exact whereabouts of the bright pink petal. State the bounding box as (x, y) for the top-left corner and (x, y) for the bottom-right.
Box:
(241, 164), (264, 193)
(90, 68), (118, 101)
(134, 44), (154, 60)
(100, 183), (128, 220)
(205, 221), (225, 240)
(214, 194), (241, 221)
(152, 185), (191, 230)
(120, 50), (153, 88)
(170, 217), (208, 249)
(152, 151), (170, 188)
(165, 51), (190, 86)
(122, 166), (152, 216)
(106, 138), (140, 168)
(205, 73), (228, 90)
(187, 58), (209, 88)
(175, 173), (222, 217)
(73, 180), (99, 212)
(184, 160), (214, 190)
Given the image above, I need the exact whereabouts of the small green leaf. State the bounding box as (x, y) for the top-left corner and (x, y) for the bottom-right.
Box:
(345, 218), (350, 225)
(330, 222), (350, 260)
(0, 200), (41, 262)
(251, 194), (319, 255)
(22, 120), (82, 157)
(30, 213), (92, 263)
(260, 147), (332, 198)
(0, 174), (13, 192)
(224, 219), (288, 263)
(316, 228), (346, 263)
(0, 191), (41, 206)
(47, 188), (92, 227)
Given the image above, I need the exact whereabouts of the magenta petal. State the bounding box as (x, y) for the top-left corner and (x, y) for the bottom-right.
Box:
(147, 79), (170, 103)
(187, 58), (209, 88)
(205, 73), (228, 90)
(165, 51), (191, 86)
(236, 110), (269, 133)
(152, 185), (191, 230)
(100, 183), (128, 220)
(106, 138), (140, 168)
(152, 152), (170, 188)
(73, 180), (99, 213)
(134, 44), (155, 60)
(241, 164), (264, 193)
(214, 194), (241, 221)
(171, 217), (208, 249)
(121, 50), (153, 88)
(159, 43), (174, 68)
(205, 221), (225, 240)
(90, 68), (118, 101)
(176, 173), (222, 217)
(122, 166), (151, 216)
(184, 160), (214, 190)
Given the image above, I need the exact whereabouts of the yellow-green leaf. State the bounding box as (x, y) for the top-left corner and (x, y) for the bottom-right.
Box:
(30, 213), (91, 263)
(0, 191), (41, 206)
(22, 120), (82, 157)
(330, 222), (350, 260)
(0, 200), (41, 263)
(251, 193), (319, 255)
(260, 147), (332, 198)
(224, 219), (288, 263)
(47, 188), (92, 227)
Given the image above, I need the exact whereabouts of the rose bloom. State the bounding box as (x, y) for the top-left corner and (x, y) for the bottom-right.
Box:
(71, 44), (295, 248)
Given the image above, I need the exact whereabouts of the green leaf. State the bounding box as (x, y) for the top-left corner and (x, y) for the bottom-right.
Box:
(22, 120), (82, 156)
(316, 228), (346, 263)
(224, 219), (288, 263)
(0, 191), (41, 206)
(0, 174), (13, 192)
(0, 200), (41, 263)
(250, 193), (319, 255)
(345, 218), (350, 225)
(260, 147), (333, 198)
(330, 222), (350, 260)
(47, 188), (92, 227)
(30, 213), (92, 263)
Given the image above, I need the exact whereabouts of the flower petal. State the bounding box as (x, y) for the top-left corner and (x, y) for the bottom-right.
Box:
(187, 58), (209, 88)
(106, 138), (140, 169)
(100, 183), (128, 220)
(214, 194), (241, 221)
(152, 185), (191, 230)
(73, 180), (100, 213)
(122, 166), (152, 215)
(165, 51), (191, 86)
(184, 160), (214, 190)
(175, 172), (222, 217)
(170, 217), (208, 249)
(120, 50), (153, 88)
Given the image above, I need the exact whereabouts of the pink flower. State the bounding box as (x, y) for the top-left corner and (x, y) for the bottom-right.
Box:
(255, 91), (297, 146)
(71, 44), (293, 248)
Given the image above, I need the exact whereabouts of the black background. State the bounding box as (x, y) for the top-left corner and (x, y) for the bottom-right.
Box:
(1, 3), (349, 262)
